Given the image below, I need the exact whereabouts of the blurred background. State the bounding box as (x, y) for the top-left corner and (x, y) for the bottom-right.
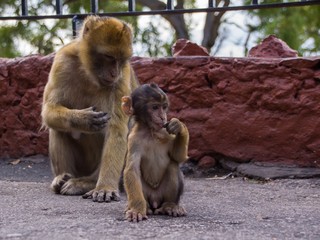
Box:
(0, 0), (319, 58)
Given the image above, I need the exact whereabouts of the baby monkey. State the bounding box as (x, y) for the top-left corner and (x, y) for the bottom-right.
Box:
(121, 83), (189, 222)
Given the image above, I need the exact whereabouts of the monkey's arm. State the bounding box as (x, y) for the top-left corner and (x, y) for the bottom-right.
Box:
(123, 139), (147, 222)
(167, 118), (189, 163)
(42, 104), (109, 133)
(124, 147), (148, 222)
(41, 57), (109, 133)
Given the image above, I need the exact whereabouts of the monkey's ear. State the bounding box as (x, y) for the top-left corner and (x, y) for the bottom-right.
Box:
(121, 96), (134, 116)
(82, 16), (98, 37)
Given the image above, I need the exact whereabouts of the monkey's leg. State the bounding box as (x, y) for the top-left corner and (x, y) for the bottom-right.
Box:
(154, 166), (186, 217)
(49, 130), (97, 195)
(60, 176), (97, 195)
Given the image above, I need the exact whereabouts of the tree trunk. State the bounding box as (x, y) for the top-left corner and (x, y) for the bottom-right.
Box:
(201, 0), (230, 51)
(136, 0), (189, 39)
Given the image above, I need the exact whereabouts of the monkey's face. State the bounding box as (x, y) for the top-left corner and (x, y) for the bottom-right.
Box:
(89, 49), (127, 86)
(147, 101), (169, 131)
(131, 83), (169, 131)
(80, 16), (133, 87)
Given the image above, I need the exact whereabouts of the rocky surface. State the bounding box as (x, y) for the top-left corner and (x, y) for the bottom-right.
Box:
(172, 39), (209, 57)
(0, 55), (53, 158)
(248, 35), (298, 58)
(1, 36), (320, 170)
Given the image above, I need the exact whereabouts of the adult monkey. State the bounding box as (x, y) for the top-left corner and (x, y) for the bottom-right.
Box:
(122, 84), (189, 222)
(41, 16), (138, 202)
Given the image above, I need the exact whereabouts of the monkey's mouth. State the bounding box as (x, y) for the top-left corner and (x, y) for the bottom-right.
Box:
(150, 121), (165, 131)
(99, 76), (118, 87)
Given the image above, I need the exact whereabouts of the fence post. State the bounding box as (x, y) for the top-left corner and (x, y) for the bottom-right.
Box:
(91, 0), (98, 14)
(56, 0), (62, 15)
(21, 0), (28, 16)
(167, 0), (174, 10)
(208, 0), (215, 8)
(72, 15), (84, 38)
(128, 0), (136, 12)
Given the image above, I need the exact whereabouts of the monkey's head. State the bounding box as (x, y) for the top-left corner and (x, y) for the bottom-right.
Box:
(122, 84), (169, 131)
(79, 16), (133, 87)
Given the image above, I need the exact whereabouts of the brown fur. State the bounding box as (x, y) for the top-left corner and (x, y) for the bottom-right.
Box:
(122, 84), (189, 222)
(41, 16), (138, 202)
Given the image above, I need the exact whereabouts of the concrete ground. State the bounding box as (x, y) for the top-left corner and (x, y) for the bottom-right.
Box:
(0, 156), (320, 240)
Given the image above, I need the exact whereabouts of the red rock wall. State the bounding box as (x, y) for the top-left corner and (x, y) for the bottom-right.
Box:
(0, 55), (53, 158)
(1, 54), (320, 167)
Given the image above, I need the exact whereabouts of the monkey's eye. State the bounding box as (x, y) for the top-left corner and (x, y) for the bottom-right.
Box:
(104, 54), (116, 62)
(163, 104), (168, 110)
(152, 105), (159, 110)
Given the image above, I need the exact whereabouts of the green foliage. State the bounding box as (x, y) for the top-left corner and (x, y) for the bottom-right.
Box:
(247, 0), (320, 56)
(0, 0), (140, 57)
(0, 25), (20, 58)
(0, 0), (170, 57)
(136, 18), (174, 57)
(2, 0), (318, 57)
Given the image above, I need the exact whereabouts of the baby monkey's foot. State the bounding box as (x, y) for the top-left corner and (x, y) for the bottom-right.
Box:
(154, 202), (186, 217)
(125, 209), (148, 222)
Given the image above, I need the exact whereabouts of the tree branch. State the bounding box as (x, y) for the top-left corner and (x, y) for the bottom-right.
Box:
(136, 0), (189, 39)
(202, 0), (230, 51)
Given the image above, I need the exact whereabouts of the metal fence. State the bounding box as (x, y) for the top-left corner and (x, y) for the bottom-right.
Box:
(1, 0), (320, 36)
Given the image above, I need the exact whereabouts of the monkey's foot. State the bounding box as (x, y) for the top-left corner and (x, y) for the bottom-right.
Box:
(147, 207), (154, 215)
(51, 173), (72, 194)
(154, 202), (186, 217)
(60, 177), (96, 195)
(125, 209), (148, 222)
(82, 188), (120, 203)
(51, 174), (96, 195)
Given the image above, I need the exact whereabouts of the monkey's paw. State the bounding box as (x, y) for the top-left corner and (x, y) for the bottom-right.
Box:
(164, 118), (182, 135)
(125, 209), (148, 222)
(154, 203), (186, 217)
(72, 106), (110, 132)
(82, 189), (120, 203)
(59, 177), (96, 195)
(51, 173), (73, 194)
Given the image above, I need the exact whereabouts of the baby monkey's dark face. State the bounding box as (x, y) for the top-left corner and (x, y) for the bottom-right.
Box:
(146, 100), (169, 131)
(131, 83), (169, 131)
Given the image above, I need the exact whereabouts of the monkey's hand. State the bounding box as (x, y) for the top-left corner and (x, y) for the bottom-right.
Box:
(71, 106), (110, 132)
(164, 118), (183, 135)
(82, 188), (120, 203)
(125, 208), (148, 222)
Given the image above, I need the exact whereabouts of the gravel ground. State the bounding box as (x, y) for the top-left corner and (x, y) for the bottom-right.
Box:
(0, 156), (319, 240)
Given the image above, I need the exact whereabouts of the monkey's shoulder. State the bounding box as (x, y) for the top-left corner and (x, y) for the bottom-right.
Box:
(56, 41), (79, 57)
(52, 42), (81, 72)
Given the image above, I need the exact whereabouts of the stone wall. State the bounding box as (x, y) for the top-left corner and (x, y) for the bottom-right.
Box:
(1, 37), (320, 168)
(0, 55), (53, 158)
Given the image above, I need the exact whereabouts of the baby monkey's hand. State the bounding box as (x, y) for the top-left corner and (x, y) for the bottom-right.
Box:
(164, 118), (182, 135)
